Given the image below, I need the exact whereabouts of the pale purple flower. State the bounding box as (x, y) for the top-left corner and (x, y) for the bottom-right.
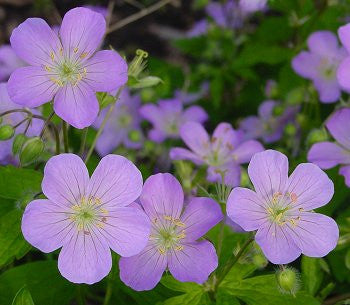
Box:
(227, 150), (339, 264)
(308, 108), (350, 187)
(119, 173), (222, 291)
(239, 100), (299, 143)
(84, 5), (108, 18)
(7, 7), (128, 129)
(206, 0), (243, 29)
(0, 82), (43, 164)
(239, 0), (267, 13)
(21, 154), (150, 284)
(292, 31), (347, 103)
(336, 24), (350, 92)
(187, 19), (208, 37)
(139, 98), (208, 143)
(93, 89), (143, 156)
(170, 122), (264, 186)
(0, 45), (25, 81)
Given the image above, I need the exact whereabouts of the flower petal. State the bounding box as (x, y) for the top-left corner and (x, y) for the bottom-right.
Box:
(339, 165), (350, 187)
(212, 122), (243, 148)
(227, 187), (267, 231)
(97, 205), (150, 257)
(139, 104), (161, 126)
(284, 212), (339, 258)
(258, 100), (276, 119)
(58, 229), (111, 284)
(326, 108), (350, 149)
(286, 163), (334, 210)
(54, 83), (99, 129)
(307, 31), (339, 57)
(7, 66), (58, 107)
(10, 18), (61, 66)
(313, 78), (340, 103)
(83, 50), (128, 92)
(182, 105), (208, 123)
(233, 140), (264, 164)
(248, 150), (289, 200)
(42, 154), (89, 207)
(140, 173), (184, 220)
(21, 199), (73, 253)
(255, 222), (301, 264)
(169, 147), (204, 165)
(59, 7), (106, 62)
(180, 197), (223, 241)
(179, 122), (210, 156)
(291, 51), (320, 79)
(207, 163), (241, 187)
(308, 142), (350, 169)
(168, 240), (218, 284)
(119, 243), (167, 291)
(87, 154), (143, 208)
(337, 57), (350, 92)
(338, 23), (350, 53)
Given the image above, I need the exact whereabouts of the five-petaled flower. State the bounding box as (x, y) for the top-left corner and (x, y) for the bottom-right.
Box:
(119, 173), (223, 291)
(227, 149), (339, 264)
(7, 7), (128, 129)
(308, 108), (350, 187)
(21, 153), (150, 284)
(170, 121), (264, 186)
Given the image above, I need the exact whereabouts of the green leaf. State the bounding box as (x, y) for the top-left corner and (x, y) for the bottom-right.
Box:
(0, 209), (31, 268)
(161, 275), (202, 293)
(0, 166), (42, 200)
(11, 287), (35, 305)
(301, 256), (323, 296)
(96, 92), (116, 110)
(163, 291), (205, 305)
(0, 261), (74, 305)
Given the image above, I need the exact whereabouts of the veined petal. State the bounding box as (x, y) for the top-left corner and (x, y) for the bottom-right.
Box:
(212, 122), (242, 149)
(54, 83), (99, 129)
(326, 108), (350, 149)
(179, 122), (210, 156)
(169, 147), (204, 165)
(233, 140), (264, 164)
(182, 105), (208, 123)
(119, 243), (167, 291)
(21, 199), (73, 253)
(59, 7), (106, 62)
(307, 31), (339, 57)
(168, 240), (218, 284)
(291, 51), (320, 79)
(7, 66), (58, 107)
(87, 155), (143, 208)
(10, 18), (61, 66)
(83, 50), (128, 92)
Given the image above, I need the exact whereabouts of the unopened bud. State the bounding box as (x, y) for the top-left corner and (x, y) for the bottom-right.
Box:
(307, 128), (328, 146)
(276, 267), (299, 295)
(285, 123), (297, 136)
(273, 105), (284, 116)
(0, 125), (15, 140)
(128, 130), (142, 142)
(12, 134), (28, 155)
(286, 87), (305, 105)
(20, 137), (44, 166)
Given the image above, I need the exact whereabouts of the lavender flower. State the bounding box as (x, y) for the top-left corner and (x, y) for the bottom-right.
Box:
(239, 0), (267, 13)
(227, 150), (339, 264)
(93, 89), (143, 156)
(187, 20), (208, 38)
(84, 5), (108, 18)
(7, 7), (128, 129)
(308, 108), (350, 187)
(139, 98), (208, 143)
(292, 31), (346, 103)
(239, 100), (298, 143)
(0, 45), (25, 81)
(119, 173), (222, 291)
(21, 154), (150, 284)
(206, 0), (243, 29)
(336, 24), (350, 92)
(170, 122), (264, 186)
(0, 82), (42, 164)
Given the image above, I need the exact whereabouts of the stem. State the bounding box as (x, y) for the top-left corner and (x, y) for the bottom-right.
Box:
(76, 285), (85, 305)
(32, 115), (60, 154)
(323, 293), (350, 305)
(40, 111), (55, 138)
(106, 0), (174, 34)
(103, 255), (118, 305)
(85, 87), (124, 163)
(0, 109), (32, 117)
(62, 121), (69, 153)
(216, 220), (225, 258)
(79, 128), (88, 158)
(13, 118), (28, 129)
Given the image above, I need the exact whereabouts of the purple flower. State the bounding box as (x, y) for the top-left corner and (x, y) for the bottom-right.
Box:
(84, 5), (108, 18)
(7, 7), (128, 129)
(308, 108), (350, 187)
(227, 150), (339, 264)
(0, 82), (43, 164)
(93, 89), (143, 156)
(0, 45), (25, 81)
(239, 0), (267, 13)
(206, 0), (243, 29)
(21, 154), (150, 284)
(239, 100), (298, 143)
(187, 19), (208, 37)
(170, 122), (264, 187)
(139, 98), (208, 143)
(119, 173), (222, 291)
(292, 31), (347, 103)
(336, 24), (350, 92)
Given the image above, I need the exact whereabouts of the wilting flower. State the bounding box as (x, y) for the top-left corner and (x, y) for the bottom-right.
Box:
(93, 89), (143, 156)
(239, 100), (298, 143)
(227, 150), (339, 264)
(170, 122), (264, 186)
(140, 98), (207, 143)
(7, 7), (128, 129)
(22, 154), (150, 284)
(0, 82), (42, 164)
(308, 108), (350, 187)
(292, 31), (346, 103)
(119, 173), (222, 291)
(0, 45), (25, 81)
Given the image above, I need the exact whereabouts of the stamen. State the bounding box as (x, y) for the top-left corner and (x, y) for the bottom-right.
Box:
(290, 193), (298, 203)
(50, 51), (55, 61)
(80, 52), (89, 59)
(175, 245), (184, 251)
(73, 47), (79, 53)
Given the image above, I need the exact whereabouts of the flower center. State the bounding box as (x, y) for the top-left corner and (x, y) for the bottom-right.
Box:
(118, 114), (132, 127)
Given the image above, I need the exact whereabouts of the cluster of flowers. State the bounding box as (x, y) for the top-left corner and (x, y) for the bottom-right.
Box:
(0, 3), (344, 292)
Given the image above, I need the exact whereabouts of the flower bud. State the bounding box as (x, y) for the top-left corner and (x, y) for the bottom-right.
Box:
(276, 267), (299, 295)
(128, 130), (142, 142)
(12, 134), (28, 155)
(0, 125), (15, 141)
(286, 87), (305, 105)
(285, 123), (297, 137)
(20, 137), (44, 166)
(273, 105), (284, 116)
(307, 128), (328, 146)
